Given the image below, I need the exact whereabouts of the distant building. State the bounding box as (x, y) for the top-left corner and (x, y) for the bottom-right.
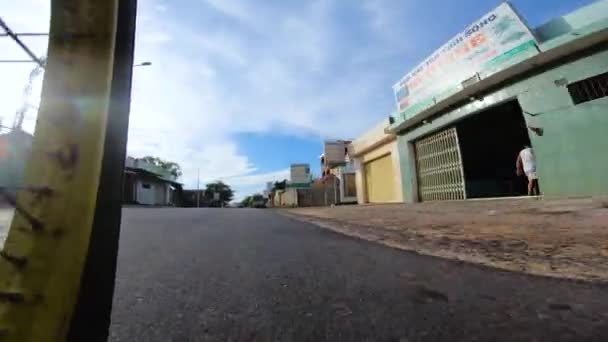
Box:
(319, 122), (402, 205)
(320, 140), (357, 204)
(289, 164), (312, 186)
(321, 140), (350, 168)
(272, 164), (313, 207)
(387, 1), (608, 202)
(123, 157), (182, 206)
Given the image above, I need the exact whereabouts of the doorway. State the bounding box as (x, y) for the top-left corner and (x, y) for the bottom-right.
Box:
(456, 100), (532, 199)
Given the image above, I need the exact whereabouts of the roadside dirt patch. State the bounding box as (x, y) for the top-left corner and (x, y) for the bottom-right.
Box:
(281, 198), (608, 283)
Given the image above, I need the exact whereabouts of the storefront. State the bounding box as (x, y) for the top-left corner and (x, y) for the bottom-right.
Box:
(364, 153), (397, 203)
(388, 2), (608, 202)
(351, 119), (403, 204)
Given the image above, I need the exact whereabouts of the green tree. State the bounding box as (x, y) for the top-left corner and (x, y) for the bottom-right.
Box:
(241, 196), (253, 208)
(251, 193), (267, 208)
(241, 193), (266, 208)
(141, 156), (183, 178)
(204, 181), (234, 207)
(252, 193), (265, 202)
(273, 179), (287, 191)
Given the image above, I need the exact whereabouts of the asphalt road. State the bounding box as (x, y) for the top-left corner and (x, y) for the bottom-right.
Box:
(110, 208), (608, 342)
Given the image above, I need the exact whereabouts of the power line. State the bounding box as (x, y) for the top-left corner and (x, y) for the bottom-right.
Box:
(0, 17), (46, 68)
(0, 59), (43, 63)
(0, 32), (48, 37)
(12, 58), (45, 129)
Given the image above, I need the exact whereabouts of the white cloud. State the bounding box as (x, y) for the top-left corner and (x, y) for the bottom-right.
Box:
(140, 31), (173, 45)
(4, 0), (397, 198)
(362, 0), (401, 39)
(222, 168), (289, 188)
(224, 168), (289, 202)
(154, 4), (168, 12)
(192, 31), (248, 66)
(201, 0), (261, 28)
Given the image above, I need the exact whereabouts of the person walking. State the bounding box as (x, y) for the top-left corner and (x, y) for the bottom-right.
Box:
(516, 146), (540, 196)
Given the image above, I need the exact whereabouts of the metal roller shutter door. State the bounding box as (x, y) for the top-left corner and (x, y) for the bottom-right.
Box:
(414, 127), (466, 201)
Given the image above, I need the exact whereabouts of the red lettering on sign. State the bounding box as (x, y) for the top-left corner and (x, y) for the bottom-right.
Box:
(484, 49), (497, 59)
(469, 33), (487, 48)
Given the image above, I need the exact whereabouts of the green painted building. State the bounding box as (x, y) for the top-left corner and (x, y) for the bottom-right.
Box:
(388, 1), (608, 202)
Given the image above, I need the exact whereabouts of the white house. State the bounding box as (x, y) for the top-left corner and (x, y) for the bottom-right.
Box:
(123, 157), (182, 206)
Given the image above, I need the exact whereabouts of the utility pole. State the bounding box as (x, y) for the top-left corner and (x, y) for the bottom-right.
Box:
(196, 168), (200, 208)
(67, 0), (137, 340)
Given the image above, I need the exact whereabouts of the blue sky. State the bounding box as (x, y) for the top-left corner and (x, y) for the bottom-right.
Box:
(235, 132), (324, 178)
(2, 0), (597, 200)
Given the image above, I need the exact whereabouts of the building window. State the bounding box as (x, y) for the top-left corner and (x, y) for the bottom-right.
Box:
(142, 183), (151, 189)
(567, 71), (608, 105)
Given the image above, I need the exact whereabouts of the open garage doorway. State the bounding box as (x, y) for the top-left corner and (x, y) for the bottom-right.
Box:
(456, 100), (532, 199)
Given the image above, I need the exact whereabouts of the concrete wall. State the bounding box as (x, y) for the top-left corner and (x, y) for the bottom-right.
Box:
(397, 46), (608, 202)
(350, 118), (393, 156)
(297, 180), (339, 207)
(136, 179), (170, 205)
(274, 188), (298, 207)
(136, 179), (155, 205)
(534, 1), (608, 43)
(154, 182), (167, 205)
(284, 188), (298, 207)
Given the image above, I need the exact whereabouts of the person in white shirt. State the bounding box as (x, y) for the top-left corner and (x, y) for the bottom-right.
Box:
(516, 146), (539, 196)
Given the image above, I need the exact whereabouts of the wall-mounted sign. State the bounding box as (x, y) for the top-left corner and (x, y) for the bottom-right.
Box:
(393, 3), (537, 116)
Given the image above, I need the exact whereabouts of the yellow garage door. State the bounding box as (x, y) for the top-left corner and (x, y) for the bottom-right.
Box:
(365, 153), (397, 203)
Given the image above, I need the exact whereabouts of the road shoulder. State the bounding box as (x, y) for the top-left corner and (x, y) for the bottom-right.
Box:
(279, 198), (608, 283)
